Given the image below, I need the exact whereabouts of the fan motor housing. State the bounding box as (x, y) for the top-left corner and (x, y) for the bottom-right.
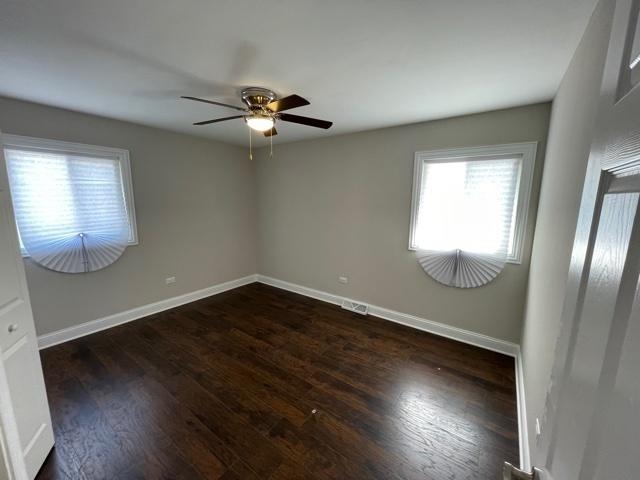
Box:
(241, 87), (277, 110)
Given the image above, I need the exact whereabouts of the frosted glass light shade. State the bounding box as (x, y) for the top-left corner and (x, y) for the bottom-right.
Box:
(246, 115), (275, 132)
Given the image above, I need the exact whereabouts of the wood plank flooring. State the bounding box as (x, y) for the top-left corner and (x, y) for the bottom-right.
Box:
(36, 282), (519, 479)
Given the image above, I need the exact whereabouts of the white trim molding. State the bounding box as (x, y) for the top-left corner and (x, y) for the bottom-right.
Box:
(368, 303), (519, 357)
(256, 275), (519, 357)
(515, 348), (531, 471)
(37, 274), (258, 349)
(409, 142), (538, 264)
(256, 275), (344, 307)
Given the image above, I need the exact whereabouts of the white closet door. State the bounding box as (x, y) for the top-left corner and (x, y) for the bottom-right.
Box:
(0, 131), (54, 480)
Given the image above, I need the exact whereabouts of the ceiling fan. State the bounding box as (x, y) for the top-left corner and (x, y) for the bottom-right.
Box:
(181, 87), (333, 138)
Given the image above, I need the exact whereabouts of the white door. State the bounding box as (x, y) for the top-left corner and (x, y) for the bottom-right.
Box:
(535, 0), (640, 478)
(0, 132), (54, 480)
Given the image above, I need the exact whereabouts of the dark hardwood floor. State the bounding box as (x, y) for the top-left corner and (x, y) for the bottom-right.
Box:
(36, 282), (519, 479)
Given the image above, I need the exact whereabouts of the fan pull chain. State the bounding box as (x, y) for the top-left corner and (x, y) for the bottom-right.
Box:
(249, 127), (253, 160)
(270, 130), (273, 157)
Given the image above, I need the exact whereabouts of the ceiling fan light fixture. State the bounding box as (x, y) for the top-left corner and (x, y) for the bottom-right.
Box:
(245, 114), (275, 132)
(182, 88), (332, 138)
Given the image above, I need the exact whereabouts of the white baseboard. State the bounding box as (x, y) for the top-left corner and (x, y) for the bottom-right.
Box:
(37, 274), (258, 349)
(257, 275), (344, 306)
(515, 348), (531, 471)
(256, 274), (519, 357)
(368, 303), (519, 357)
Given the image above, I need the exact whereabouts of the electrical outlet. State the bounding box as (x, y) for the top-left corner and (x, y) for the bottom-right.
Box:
(338, 275), (349, 284)
(165, 276), (176, 285)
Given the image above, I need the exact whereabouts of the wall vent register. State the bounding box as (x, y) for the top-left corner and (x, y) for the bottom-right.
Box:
(341, 300), (369, 315)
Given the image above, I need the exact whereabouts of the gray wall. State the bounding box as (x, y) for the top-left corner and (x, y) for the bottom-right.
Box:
(0, 96), (257, 336)
(520, 0), (612, 462)
(256, 104), (550, 343)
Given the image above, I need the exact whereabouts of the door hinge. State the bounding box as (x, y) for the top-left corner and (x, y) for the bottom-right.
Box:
(503, 462), (544, 480)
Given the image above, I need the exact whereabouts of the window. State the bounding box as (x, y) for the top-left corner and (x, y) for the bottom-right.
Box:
(409, 143), (536, 264)
(2, 135), (137, 270)
(619, 1), (640, 96)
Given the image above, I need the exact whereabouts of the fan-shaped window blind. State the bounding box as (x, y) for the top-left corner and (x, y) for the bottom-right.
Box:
(3, 135), (137, 273)
(409, 143), (536, 288)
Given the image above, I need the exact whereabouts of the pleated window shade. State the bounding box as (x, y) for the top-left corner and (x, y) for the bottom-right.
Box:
(4, 141), (136, 273)
(412, 155), (523, 288)
(415, 157), (521, 255)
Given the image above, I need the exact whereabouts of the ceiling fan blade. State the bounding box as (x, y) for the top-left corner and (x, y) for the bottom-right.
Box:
(263, 127), (278, 137)
(279, 113), (332, 129)
(181, 96), (247, 112)
(193, 115), (245, 126)
(266, 94), (310, 112)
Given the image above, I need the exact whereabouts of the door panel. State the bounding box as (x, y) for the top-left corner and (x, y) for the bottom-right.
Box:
(549, 189), (640, 479)
(4, 335), (53, 469)
(590, 280), (640, 480)
(0, 133), (54, 479)
(0, 188), (28, 353)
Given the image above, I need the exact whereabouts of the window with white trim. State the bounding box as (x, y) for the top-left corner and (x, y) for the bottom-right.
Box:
(624, 6), (640, 93)
(409, 143), (536, 264)
(2, 135), (137, 272)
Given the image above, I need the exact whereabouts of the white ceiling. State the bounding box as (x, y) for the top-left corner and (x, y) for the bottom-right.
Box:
(0, 0), (597, 146)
